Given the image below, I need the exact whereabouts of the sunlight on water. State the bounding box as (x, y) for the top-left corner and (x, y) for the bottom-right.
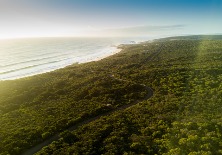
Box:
(0, 37), (151, 80)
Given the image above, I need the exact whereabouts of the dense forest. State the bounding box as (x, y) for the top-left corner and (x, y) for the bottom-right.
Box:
(0, 35), (222, 155)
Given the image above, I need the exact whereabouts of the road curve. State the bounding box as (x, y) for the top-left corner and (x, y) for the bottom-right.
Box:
(21, 43), (163, 155)
(21, 41), (166, 155)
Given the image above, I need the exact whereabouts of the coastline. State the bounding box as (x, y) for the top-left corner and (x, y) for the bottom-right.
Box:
(0, 36), (153, 81)
(0, 46), (123, 81)
(79, 48), (122, 63)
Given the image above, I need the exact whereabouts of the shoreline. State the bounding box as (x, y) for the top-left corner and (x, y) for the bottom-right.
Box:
(0, 47), (123, 81)
(79, 48), (122, 64)
(0, 36), (154, 81)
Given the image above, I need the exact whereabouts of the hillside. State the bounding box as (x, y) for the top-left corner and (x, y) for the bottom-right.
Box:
(1, 36), (222, 155)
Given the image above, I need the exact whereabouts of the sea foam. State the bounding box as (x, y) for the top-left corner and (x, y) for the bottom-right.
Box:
(0, 37), (150, 80)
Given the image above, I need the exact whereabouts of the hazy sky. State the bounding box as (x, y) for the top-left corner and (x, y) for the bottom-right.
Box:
(0, 0), (222, 39)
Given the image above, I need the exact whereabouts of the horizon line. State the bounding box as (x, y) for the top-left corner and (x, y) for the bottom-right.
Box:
(1, 33), (221, 41)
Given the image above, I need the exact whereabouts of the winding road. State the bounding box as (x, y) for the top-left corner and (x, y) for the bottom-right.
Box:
(21, 42), (166, 155)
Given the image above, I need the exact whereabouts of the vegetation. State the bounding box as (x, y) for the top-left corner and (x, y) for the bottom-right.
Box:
(1, 35), (222, 154)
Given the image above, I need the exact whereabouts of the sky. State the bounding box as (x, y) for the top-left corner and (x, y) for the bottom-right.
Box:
(0, 0), (222, 39)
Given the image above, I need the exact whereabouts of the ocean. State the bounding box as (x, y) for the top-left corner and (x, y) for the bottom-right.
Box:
(0, 37), (150, 80)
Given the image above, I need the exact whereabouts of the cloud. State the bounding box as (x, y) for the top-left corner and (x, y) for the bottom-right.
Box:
(101, 25), (186, 37)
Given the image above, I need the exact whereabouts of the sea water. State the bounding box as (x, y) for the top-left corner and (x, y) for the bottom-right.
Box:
(0, 37), (150, 80)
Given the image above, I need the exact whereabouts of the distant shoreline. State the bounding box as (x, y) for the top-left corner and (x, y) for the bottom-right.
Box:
(0, 46), (124, 81)
(78, 48), (122, 64)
